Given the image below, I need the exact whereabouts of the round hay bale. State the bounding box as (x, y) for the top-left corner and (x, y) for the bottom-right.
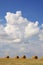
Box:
(32, 56), (38, 59)
(22, 55), (26, 59)
(16, 56), (19, 59)
(6, 56), (9, 58)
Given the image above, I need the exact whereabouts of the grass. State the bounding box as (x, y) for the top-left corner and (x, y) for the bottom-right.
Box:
(0, 58), (43, 65)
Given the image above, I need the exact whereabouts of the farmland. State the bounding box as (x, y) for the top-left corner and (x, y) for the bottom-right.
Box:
(0, 58), (43, 65)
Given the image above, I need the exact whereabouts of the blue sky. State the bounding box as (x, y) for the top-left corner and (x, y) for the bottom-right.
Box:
(0, 0), (43, 58)
(0, 0), (43, 24)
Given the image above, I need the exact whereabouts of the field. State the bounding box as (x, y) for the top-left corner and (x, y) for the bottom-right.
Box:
(0, 58), (43, 65)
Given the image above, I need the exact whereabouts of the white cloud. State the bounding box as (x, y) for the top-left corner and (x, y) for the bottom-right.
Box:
(41, 24), (43, 28)
(13, 39), (21, 42)
(5, 11), (40, 40)
(25, 21), (39, 37)
(0, 11), (43, 57)
(5, 11), (28, 25)
(39, 30), (43, 40)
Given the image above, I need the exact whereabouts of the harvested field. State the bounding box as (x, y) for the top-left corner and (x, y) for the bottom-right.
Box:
(0, 58), (43, 65)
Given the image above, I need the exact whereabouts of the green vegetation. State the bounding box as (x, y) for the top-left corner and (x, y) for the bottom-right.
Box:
(0, 58), (43, 65)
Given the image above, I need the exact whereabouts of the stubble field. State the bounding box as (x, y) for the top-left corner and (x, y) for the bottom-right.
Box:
(0, 58), (43, 65)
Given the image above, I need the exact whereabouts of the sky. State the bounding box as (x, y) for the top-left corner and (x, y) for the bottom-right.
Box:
(0, 0), (43, 58)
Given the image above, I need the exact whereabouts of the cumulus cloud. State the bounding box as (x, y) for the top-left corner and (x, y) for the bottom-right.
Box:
(4, 11), (40, 41)
(25, 21), (39, 37)
(5, 11), (28, 25)
(0, 11), (43, 57)
(39, 30), (43, 41)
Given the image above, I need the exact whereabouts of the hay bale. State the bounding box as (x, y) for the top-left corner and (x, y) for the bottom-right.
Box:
(32, 56), (38, 59)
(16, 56), (19, 59)
(22, 55), (26, 59)
(6, 56), (9, 58)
